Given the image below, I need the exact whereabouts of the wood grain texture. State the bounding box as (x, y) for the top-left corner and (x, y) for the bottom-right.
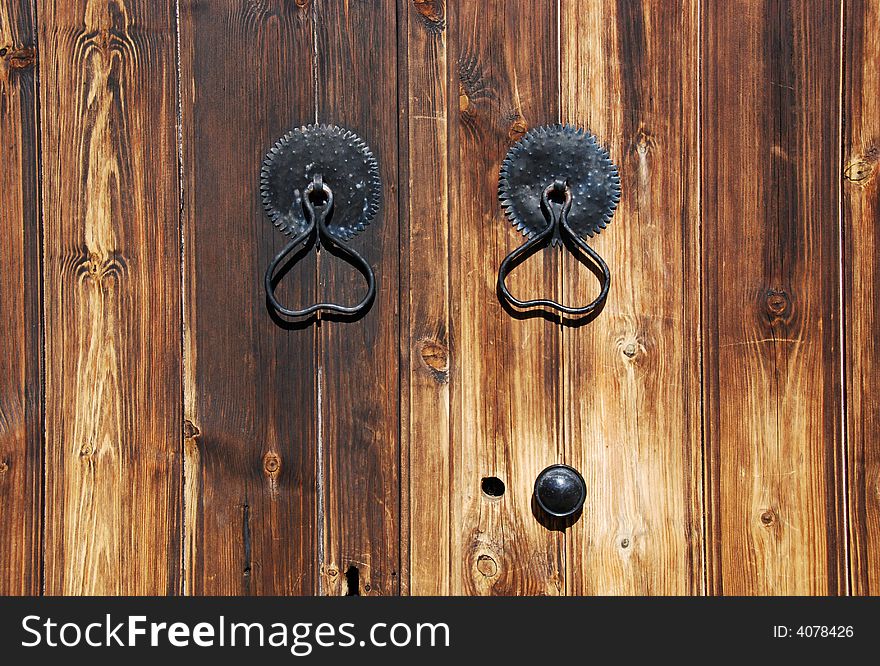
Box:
(560, 0), (703, 595)
(2, 0), (871, 598)
(844, 0), (880, 596)
(39, 0), (181, 594)
(179, 0), (319, 595)
(445, 0), (563, 595)
(315, 0), (400, 595)
(702, 0), (846, 594)
(0, 0), (41, 595)
(401, 0), (451, 595)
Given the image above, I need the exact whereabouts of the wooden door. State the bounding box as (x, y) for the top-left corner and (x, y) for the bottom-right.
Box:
(1, 0), (877, 596)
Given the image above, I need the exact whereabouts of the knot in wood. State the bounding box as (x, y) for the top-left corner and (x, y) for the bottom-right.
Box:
(458, 86), (470, 114)
(1, 45), (37, 72)
(508, 118), (528, 141)
(413, 0), (446, 33)
(760, 509), (776, 526)
(418, 338), (449, 383)
(635, 125), (655, 155)
(844, 157), (875, 184)
(764, 289), (791, 318)
(263, 452), (281, 474)
(476, 554), (498, 577)
(183, 420), (201, 439)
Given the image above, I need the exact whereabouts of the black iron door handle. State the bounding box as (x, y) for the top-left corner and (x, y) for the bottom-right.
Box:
(265, 176), (376, 318)
(260, 124), (381, 321)
(496, 123), (620, 320)
(497, 181), (610, 317)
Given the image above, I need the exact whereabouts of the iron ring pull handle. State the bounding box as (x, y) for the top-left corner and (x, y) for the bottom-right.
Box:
(265, 175), (376, 318)
(497, 181), (611, 317)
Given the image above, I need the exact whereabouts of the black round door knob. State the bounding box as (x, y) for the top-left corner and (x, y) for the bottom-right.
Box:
(533, 464), (586, 518)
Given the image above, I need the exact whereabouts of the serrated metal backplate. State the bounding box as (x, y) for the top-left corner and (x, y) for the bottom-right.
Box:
(260, 124), (381, 241)
(499, 124), (620, 245)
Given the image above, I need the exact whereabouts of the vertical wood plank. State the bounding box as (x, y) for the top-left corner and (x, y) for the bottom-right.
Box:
(0, 0), (41, 595)
(702, 0), (846, 594)
(179, 0), (319, 595)
(560, 0), (703, 595)
(446, 0), (563, 595)
(844, 0), (880, 596)
(39, 0), (182, 594)
(401, 0), (451, 595)
(315, 0), (400, 595)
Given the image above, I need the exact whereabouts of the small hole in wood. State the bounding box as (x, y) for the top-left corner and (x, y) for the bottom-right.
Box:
(481, 476), (505, 498)
(345, 565), (360, 596)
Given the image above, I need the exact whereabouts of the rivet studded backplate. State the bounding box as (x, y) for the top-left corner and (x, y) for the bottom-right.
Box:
(498, 124), (620, 245)
(260, 124), (381, 241)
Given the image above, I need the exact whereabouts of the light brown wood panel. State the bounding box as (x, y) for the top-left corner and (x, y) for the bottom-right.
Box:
(844, 0), (880, 596)
(0, 0), (41, 595)
(401, 0), (451, 595)
(39, 0), (182, 594)
(702, 0), (846, 594)
(560, 0), (703, 595)
(446, 0), (563, 595)
(178, 0), (319, 596)
(315, 0), (401, 596)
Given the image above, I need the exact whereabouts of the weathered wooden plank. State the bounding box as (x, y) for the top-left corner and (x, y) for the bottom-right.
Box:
(401, 0), (451, 595)
(39, 0), (182, 594)
(702, 0), (846, 594)
(0, 0), (41, 596)
(315, 0), (400, 595)
(560, 0), (703, 595)
(179, 0), (319, 595)
(844, 0), (880, 596)
(445, 0), (563, 595)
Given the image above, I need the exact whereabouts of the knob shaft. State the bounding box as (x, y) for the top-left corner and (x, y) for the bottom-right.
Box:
(533, 464), (586, 518)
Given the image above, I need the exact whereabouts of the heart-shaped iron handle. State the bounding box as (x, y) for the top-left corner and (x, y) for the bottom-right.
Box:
(265, 174), (376, 318)
(497, 180), (610, 317)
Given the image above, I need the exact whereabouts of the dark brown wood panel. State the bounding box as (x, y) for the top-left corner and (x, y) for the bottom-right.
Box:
(844, 0), (880, 596)
(315, 0), (400, 596)
(179, 0), (319, 595)
(702, 0), (846, 595)
(446, 0), (563, 595)
(560, 0), (703, 595)
(0, 0), (41, 596)
(400, 0), (451, 595)
(39, 0), (182, 594)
